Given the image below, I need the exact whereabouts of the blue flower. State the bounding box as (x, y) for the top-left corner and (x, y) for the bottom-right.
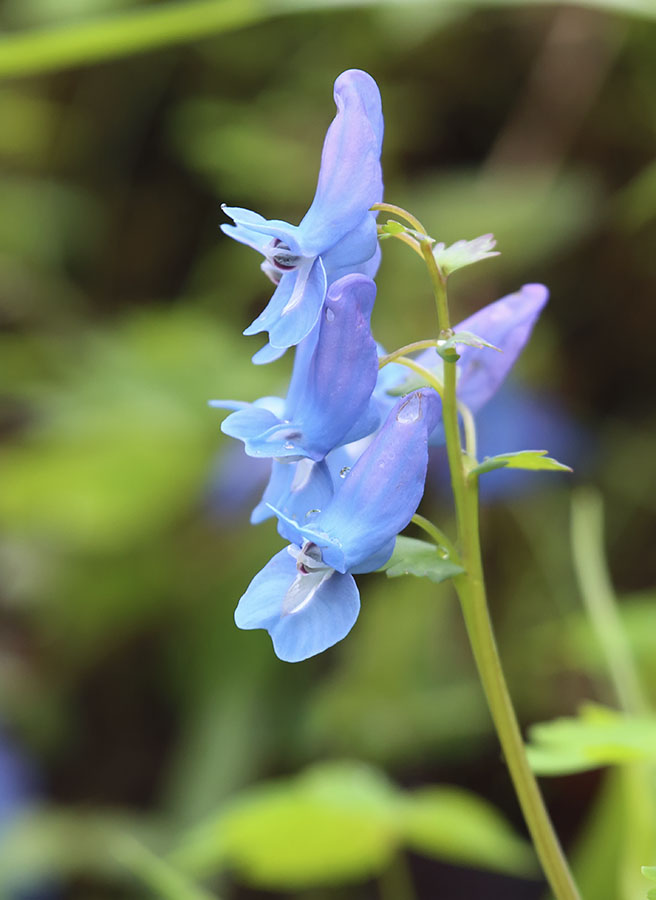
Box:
(211, 274), (380, 461)
(376, 283), (549, 441)
(234, 389), (440, 661)
(222, 69), (384, 362)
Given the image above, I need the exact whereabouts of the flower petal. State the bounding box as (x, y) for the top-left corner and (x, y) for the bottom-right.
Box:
(244, 258), (328, 351)
(285, 274), (379, 457)
(454, 283), (549, 412)
(252, 459), (335, 529)
(321, 214), (379, 275)
(282, 389), (440, 572)
(414, 284), (549, 415)
(221, 206), (303, 255)
(298, 70), (384, 256)
(235, 547), (360, 662)
(220, 406), (282, 445)
(251, 342), (288, 365)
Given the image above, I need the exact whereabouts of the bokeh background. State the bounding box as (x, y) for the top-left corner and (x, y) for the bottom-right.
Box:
(1, 1), (655, 897)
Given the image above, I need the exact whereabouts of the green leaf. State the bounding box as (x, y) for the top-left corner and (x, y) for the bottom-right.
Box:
(381, 537), (464, 584)
(527, 704), (656, 775)
(432, 234), (499, 275)
(469, 450), (573, 477)
(642, 866), (656, 882)
(173, 762), (399, 889)
(380, 219), (406, 235)
(173, 761), (536, 887)
(400, 787), (536, 876)
(647, 889), (656, 900)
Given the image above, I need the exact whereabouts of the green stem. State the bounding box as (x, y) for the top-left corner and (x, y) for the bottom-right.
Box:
(570, 487), (649, 716)
(454, 530), (581, 900)
(420, 239), (451, 334)
(419, 245), (581, 900)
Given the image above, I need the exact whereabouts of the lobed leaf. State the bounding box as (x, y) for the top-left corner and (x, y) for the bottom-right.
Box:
(469, 450), (572, 478)
(527, 705), (656, 776)
(381, 537), (464, 584)
(432, 234), (499, 275)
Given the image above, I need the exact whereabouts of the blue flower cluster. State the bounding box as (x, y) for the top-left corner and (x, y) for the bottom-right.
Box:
(215, 70), (547, 662)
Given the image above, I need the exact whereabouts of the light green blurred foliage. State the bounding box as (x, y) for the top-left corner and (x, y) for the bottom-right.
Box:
(172, 760), (535, 888)
(0, 2), (654, 898)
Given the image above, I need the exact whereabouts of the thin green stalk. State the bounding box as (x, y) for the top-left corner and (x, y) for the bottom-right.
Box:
(418, 244), (581, 900)
(419, 239), (451, 335)
(371, 202), (428, 235)
(570, 487), (649, 716)
(377, 227), (424, 259)
(388, 357), (443, 397)
(458, 400), (477, 460)
(378, 340), (439, 368)
(411, 513), (459, 562)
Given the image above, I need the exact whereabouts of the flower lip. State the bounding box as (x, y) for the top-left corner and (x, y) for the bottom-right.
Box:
(269, 238), (302, 272)
(295, 541), (326, 574)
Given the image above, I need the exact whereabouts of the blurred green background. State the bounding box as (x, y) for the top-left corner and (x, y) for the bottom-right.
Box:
(1, 1), (656, 897)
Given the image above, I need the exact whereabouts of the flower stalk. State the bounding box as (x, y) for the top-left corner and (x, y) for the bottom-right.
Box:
(421, 238), (583, 900)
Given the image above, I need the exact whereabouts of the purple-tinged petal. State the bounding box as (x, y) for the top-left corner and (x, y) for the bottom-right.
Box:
(414, 284), (549, 416)
(284, 389), (440, 572)
(284, 274), (379, 456)
(298, 70), (384, 256)
(235, 547), (360, 662)
(455, 283), (549, 412)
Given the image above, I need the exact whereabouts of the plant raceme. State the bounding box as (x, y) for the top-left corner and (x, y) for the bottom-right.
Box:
(216, 69), (548, 662)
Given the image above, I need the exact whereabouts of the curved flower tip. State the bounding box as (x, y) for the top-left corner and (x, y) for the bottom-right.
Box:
(235, 547), (360, 662)
(454, 282), (549, 414)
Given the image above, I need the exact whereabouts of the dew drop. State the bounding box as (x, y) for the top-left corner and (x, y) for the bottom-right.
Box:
(325, 307), (335, 323)
(305, 508), (321, 520)
(339, 466), (351, 478)
(396, 392), (421, 423)
(437, 546), (449, 559)
(283, 441), (295, 451)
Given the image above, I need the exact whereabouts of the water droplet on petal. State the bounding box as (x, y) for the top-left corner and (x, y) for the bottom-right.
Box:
(339, 466), (351, 478)
(325, 307), (335, 323)
(396, 392), (422, 423)
(305, 508), (321, 520)
(284, 441), (295, 451)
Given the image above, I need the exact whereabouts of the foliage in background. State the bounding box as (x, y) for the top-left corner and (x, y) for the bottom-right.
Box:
(0, 0), (655, 897)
